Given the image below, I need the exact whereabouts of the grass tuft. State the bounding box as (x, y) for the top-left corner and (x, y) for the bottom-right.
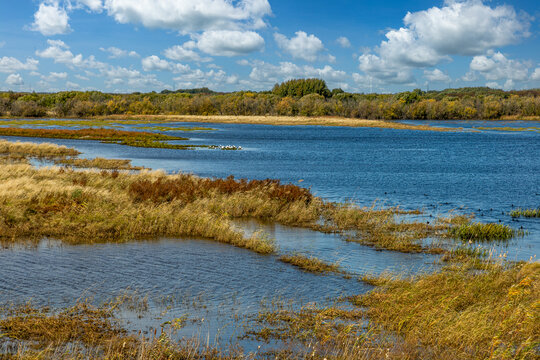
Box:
(449, 222), (522, 242)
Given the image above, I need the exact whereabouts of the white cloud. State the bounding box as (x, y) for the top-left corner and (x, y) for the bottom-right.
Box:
(103, 0), (271, 32)
(75, 0), (103, 12)
(470, 51), (529, 81)
(66, 81), (81, 89)
(100, 46), (139, 58)
(164, 44), (210, 62)
(424, 69), (451, 82)
(173, 68), (238, 90)
(45, 71), (68, 81)
(337, 37), (351, 48)
(141, 55), (190, 73)
(358, 54), (415, 84)
(0, 42), (5, 48)
(357, 0), (531, 84)
(274, 31), (325, 62)
(196, 30), (264, 56)
(6, 74), (24, 86)
(31, 1), (71, 36)
(248, 61), (347, 88)
(103, 65), (166, 89)
(404, 0), (530, 56)
(0, 57), (39, 73)
(532, 68), (540, 81)
(75, 74), (90, 81)
(36, 39), (106, 70)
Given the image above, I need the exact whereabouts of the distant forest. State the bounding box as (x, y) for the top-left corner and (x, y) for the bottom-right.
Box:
(1, 79), (539, 120)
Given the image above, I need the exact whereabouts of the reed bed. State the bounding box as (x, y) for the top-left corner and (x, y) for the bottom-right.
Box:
(510, 208), (540, 218)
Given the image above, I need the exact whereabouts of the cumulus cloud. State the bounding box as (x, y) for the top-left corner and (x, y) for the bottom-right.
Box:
(424, 69), (451, 82)
(357, 0), (531, 84)
(31, 1), (71, 36)
(36, 39), (106, 70)
(100, 46), (139, 58)
(0, 57), (39, 73)
(196, 30), (264, 56)
(6, 74), (24, 86)
(141, 55), (190, 73)
(274, 31), (325, 62)
(164, 44), (210, 62)
(103, 65), (166, 89)
(358, 54), (415, 84)
(469, 51), (529, 81)
(404, 0), (530, 57)
(103, 0), (271, 32)
(336, 37), (351, 48)
(65, 81), (81, 89)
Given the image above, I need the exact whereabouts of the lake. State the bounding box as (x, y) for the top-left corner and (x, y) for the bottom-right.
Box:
(1, 119), (538, 348)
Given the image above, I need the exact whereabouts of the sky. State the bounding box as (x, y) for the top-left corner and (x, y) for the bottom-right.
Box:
(0, 0), (539, 93)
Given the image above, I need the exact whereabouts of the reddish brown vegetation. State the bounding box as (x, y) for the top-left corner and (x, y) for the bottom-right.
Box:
(0, 127), (184, 141)
(129, 175), (313, 204)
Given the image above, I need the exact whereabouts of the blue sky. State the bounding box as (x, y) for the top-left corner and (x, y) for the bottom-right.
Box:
(0, 0), (539, 93)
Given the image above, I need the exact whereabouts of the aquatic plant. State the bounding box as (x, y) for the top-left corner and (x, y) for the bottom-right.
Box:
(510, 208), (540, 218)
(449, 222), (522, 242)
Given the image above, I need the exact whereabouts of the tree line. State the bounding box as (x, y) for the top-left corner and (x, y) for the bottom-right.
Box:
(1, 79), (539, 120)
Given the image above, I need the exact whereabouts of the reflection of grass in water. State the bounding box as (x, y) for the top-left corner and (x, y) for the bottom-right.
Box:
(475, 126), (540, 133)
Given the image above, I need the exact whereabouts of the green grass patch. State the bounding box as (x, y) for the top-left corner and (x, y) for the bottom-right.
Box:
(449, 222), (523, 242)
(510, 208), (540, 218)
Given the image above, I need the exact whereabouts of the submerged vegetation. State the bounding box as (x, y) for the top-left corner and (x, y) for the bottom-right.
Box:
(1, 82), (539, 120)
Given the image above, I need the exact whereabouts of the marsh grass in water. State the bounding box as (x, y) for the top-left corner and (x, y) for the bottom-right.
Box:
(278, 254), (341, 274)
(0, 127), (214, 150)
(510, 208), (540, 218)
(54, 157), (143, 171)
(449, 222), (523, 242)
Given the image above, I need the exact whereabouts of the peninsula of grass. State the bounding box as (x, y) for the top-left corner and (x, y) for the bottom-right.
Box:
(0, 127), (210, 150)
(511, 208), (540, 218)
(278, 254), (341, 274)
(0, 138), (514, 257)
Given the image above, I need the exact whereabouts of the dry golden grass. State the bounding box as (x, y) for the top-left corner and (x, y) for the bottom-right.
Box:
(354, 261), (540, 359)
(0, 139), (80, 157)
(96, 114), (456, 132)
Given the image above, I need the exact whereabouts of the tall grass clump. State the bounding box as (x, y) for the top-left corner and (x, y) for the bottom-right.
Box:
(278, 254), (341, 274)
(510, 208), (540, 218)
(449, 222), (521, 242)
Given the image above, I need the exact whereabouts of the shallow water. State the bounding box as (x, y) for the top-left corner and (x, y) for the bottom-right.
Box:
(0, 119), (538, 346)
